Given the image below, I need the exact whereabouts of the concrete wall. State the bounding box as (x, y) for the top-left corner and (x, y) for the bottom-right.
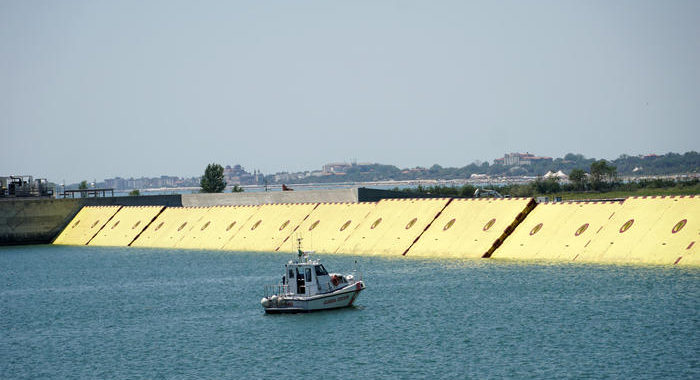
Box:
(0, 195), (181, 245)
(180, 187), (445, 207)
(181, 188), (359, 206)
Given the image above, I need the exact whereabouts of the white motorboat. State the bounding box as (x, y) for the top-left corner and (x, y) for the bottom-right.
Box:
(261, 239), (365, 313)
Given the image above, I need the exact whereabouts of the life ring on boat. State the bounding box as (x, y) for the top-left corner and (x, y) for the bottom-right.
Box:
(331, 275), (340, 286)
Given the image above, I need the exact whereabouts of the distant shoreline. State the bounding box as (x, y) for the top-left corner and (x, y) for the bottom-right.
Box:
(121, 173), (699, 196)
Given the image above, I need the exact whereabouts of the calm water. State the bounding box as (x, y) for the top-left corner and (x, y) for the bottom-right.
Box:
(1, 246), (698, 379)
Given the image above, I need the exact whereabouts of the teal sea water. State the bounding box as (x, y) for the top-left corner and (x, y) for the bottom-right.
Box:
(1, 245), (698, 379)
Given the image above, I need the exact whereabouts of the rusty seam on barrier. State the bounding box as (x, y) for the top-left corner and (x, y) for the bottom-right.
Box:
(128, 206), (166, 246)
(275, 203), (320, 252)
(484, 197), (538, 258)
(85, 205), (124, 245)
(403, 198), (453, 256)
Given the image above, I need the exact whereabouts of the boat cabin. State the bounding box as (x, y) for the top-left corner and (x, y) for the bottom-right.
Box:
(282, 260), (348, 296)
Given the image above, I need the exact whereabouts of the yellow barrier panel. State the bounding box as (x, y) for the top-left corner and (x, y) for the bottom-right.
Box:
(89, 206), (164, 247)
(491, 201), (623, 261)
(672, 196), (699, 266)
(632, 196), (699, 265)
(577, 197), (677, 264)
(53, 206), (121, 245)
(577, 196), (699, 265)
(222, 203), (318, 252)
(131, 207), (208, 248)
(176, 205), (259, 250)
(292, 202), (377, 254)
(336, 198), (451, 256)
(408, 198), (534, 259)
(550, 201), (624, 261)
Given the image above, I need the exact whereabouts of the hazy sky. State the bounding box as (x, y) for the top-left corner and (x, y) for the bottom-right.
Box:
(2, 1), (698, 184)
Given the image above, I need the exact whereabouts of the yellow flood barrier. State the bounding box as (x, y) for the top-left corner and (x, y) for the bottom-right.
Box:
(176, 205), (259, 250)
(292, 202), (377, 254)
(89, 206), (165, 247)
(131, 207), (209, 248)
(407, 198), (535, 259)
(578, 196), (699, 265)
(222, 203), (318, 252)
(53, 206), (121, 245)
(633, 196), (699, 266)
(491, 201), (623, 262)
(669, 196), (699, 266)
(336, 198), (451, 256)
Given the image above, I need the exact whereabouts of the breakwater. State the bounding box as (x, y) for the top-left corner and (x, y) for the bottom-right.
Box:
(0, 195), (182, 245)
(52, 195), (698, 266)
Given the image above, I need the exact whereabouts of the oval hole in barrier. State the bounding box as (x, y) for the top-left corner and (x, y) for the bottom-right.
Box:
(530, 223), (543, 236)
(226, 221), (237, 231)
(251, 220), (262, 231)
(483, 218), (496, 231)
(111, 220), (120, 229)
(91, 220), (100, 228)
(370, 218), (382, 229)
(72, 220), (80, 228)
(177, 222), (187, 232)
(672, 219), (687, 234)
(339, 220), (352, 231)
(443, 219), (456, 231)
(154, 221), (165, 231)
(405, 218), (418, 229)
(619, 219), (634, 233)
(575, 223), (589, 236)
(201, 221), (211, 231)
(279, 220), (290, 231)
(132, 220), (141, 230)
(309, 220), (320, 231)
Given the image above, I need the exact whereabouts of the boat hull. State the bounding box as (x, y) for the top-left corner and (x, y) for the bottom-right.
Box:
(264, 282), (364, 314)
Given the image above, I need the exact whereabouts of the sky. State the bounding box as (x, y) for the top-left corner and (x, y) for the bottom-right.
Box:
(1, 0), (699, 184)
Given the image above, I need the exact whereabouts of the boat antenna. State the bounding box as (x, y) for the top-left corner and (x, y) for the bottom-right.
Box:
(297, 236), (303, 258)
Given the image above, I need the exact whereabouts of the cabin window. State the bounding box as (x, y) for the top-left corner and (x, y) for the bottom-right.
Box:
(305, 268), (312, 282)
(315, 265), (328, 276)
(289, 269), (294, 279)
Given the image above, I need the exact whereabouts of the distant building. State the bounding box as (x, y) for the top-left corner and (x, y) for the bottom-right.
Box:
(104, 175), (197, 190)
(401, 167), (427, 174)
(322, 161), (372, 175)
(223, 165), (262, 185)
(494, 153), (553, 166)
(322, 162), (352, 174)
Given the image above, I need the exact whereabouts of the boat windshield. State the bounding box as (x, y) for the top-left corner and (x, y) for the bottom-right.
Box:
(314, 265), (328, 276)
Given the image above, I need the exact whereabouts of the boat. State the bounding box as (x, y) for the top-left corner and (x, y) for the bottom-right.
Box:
(261, 238), (365, 313)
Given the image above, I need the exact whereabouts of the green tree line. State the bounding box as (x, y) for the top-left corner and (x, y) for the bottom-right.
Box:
(269, 151), (699, 185)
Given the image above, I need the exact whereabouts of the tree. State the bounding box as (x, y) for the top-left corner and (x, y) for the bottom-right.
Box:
(231, 185), (244, 193)
(200, 163), (226, 193)
(590, 160), (617, 190)
(128, 189), (140, 196)
(78, 180), (88, 190)
(533, 177), (561, 194)
(569, 169), (587, 191)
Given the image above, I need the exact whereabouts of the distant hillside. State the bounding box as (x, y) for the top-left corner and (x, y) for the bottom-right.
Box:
(269, 151), (699, 184)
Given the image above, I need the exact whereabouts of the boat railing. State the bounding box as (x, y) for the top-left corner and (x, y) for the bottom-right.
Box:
(264, 284), (290, 298)
(353, 263), (363, 283)
(354, 269), (362, 283)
